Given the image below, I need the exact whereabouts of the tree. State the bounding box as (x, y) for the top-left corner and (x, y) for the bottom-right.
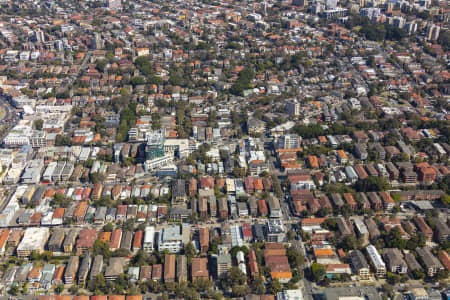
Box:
(406, 232), (426, 250)
(90, 172), (105, 184)
(441, 194), (450, 208)
(293, 124), (326, 138)
(269, 279), (283, 295)
(8, 285), (19, 295)
(146, 280), (163, 293)
(69, 285), (79, 294)
(94, 195), (113, 208)
(311, 263), (326, 282)
(251, 277), (266, 294)
(439, 29), (450, 51)
(437, 269), (449, 280)
(160, 294), (169, 300)
(84, 158), (94, 168)
(438, 175), (450, 194)
(113, 248), (131, 257)
(113, 273), (130, 294)
(88, 274), (106, 293)
(205, 289), (223, 300)
(34, 119), (43, 130)
(230, 68), (255, 96)
(354, 176), (389, 192)
(230, 246), (241, 258)
(341, 236), (358, 251)
(233, 167), (246, 178)
(131, 249), (154, 267)
(192, 278), (213, 292)
(93, 240), (112, 258)
(384, 227), (408, 249)
(180, 287), (200, 300)
(96, 59), (107, 72)
(130, 76), (145, 86)
(395, 152), (409, 162)
(208, 236), (221, 255)
(286, 246), (305, 269)
(391, 193), (401, 203)
(222, 267), (246, 289)
(184, 242), (196, 260)
(129, 286), (141, 295)
(232, 285), (250, 297)
(317, 207), (330, 217)
(134, 56), (152, 76)
(287, 230), (295, 241)
(386, 272), (401, 284)
(272, 174), (283, 198)
(123, 218), (135, 232)
(412, 269), (425, 280)
(51, 193), (71, 208)
(382, 284), (394, 298)
(55, 284), (64, 293)
(323, 218), (337, 231)
(103, 223), (114, 232)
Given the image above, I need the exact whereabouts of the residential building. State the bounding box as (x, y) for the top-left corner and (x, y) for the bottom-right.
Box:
(216, 254), (232, 278)
(382, 248), (408, 274)
(415, 247), (444, 277)
(158, 224), (190, 253)
(366, 245), (386, 278)
(350, 250), (370, 280)
(177, 255), (188, 283)
(17, 228), (50, 257)
(164, 254), (176, 283)
(266, 219), (286, 242)
(64, 256), (79, 284)
(191, 257), (209, 281)
(143, 226), (156, 252)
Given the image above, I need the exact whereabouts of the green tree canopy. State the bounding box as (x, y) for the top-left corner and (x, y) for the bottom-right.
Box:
(230, 68), (255, 96)
(311, 263), (326, 282)
(354, 176), (389, 192)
